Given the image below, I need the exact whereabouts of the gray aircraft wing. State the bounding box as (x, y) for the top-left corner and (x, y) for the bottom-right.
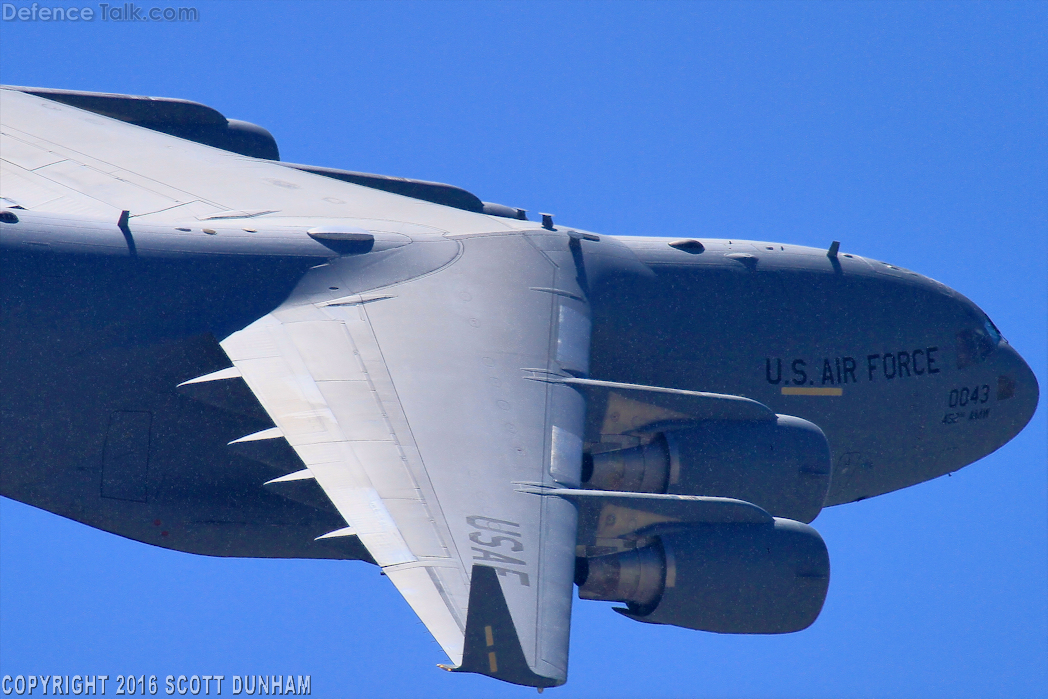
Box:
(0, 87), (588, 686)
(219, 233), (588, 686)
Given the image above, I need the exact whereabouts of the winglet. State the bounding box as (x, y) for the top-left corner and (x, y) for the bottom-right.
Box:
(451, 565), (562, 689)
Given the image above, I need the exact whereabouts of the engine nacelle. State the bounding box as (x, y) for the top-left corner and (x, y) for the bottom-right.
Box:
(576, 519), (830, 634)
(582, 415), (831, 523)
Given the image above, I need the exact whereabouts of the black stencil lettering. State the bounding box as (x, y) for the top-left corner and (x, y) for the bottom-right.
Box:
(766, 358), (782, 384)
(843, 357), (857, 384)
(822, 359), (835, 385)
(883, 353), (897, 379)
(867, 354), (880, 381)
(898, 351), (912, 377)
(792, 359), (807, 385)
(927, 346), (940, 374)
(912, 348), (925, 375)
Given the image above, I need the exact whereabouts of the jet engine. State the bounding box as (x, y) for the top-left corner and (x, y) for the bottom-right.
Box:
(576, 518), (830, 634)
(582, 415), (831, 523)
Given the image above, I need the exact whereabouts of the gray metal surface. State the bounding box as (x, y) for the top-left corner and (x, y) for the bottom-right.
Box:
(0, 85), (1039, 689)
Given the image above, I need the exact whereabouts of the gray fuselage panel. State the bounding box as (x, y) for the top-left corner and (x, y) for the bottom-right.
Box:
(593, 238), (1037, 505)
(0, 235), (1037, 558)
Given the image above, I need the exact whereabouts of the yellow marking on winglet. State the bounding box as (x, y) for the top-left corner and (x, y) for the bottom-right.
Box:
(781, 387), (843, 397)
(488, 652), (498, 673)
(485, 625), (494, 647)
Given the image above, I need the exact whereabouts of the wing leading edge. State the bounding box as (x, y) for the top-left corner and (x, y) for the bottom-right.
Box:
(221, 230), (591, 685)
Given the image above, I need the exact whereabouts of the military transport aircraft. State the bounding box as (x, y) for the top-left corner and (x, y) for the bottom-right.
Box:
(0, 86), (1038, 689)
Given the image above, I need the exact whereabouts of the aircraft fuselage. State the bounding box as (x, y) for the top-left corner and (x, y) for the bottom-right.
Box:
(0, 226), (1038, 558)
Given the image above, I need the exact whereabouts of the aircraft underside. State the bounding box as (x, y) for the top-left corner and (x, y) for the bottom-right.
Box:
(0, 85), (1038, 688)
(1, 239), (1036, 562)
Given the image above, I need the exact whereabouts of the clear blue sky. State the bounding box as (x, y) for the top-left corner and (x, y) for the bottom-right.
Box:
(1, 2), (1045, 697)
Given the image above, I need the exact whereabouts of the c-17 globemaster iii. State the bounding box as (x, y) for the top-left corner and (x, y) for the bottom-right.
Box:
(0, 86), (1038, 689)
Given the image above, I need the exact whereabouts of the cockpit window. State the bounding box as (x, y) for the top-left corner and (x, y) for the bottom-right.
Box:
(956, 321), (999, 369)
(983, 317), (1002, 345)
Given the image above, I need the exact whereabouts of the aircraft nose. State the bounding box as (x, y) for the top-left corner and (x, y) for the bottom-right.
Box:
(989, 341), (1039, 448)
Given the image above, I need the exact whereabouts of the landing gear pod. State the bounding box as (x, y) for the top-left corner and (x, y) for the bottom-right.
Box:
(582, 415), (832, 523)
(577, 519), (830, 634)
